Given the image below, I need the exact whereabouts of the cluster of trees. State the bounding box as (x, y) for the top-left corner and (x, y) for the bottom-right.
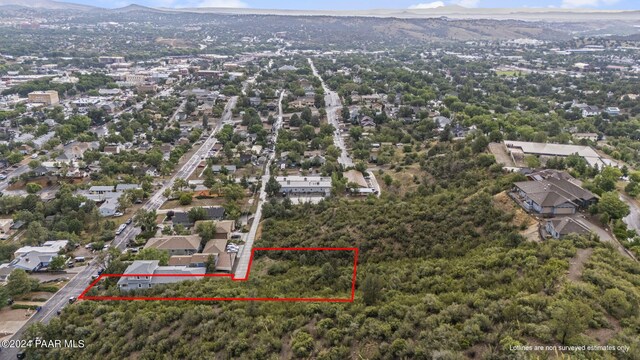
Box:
(0, 186), (118, 249)
(313, 52), (640, 179)
(1, 73), (115, 97)
(15, 48), (640, 359)
(24, 137), (640, 359)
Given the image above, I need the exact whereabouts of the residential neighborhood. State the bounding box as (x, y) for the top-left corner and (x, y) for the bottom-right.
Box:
(1, 2), (640, 359)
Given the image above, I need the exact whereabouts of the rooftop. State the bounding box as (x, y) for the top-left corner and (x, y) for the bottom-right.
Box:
(144, 235), (201, 251)
(504, 140), (617, 168)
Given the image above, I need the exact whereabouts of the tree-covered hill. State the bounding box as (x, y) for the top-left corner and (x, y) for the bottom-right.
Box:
(24, 144), (640, 359)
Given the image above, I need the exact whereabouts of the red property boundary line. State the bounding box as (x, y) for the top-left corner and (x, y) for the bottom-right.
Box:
(79, 247), (359, 302)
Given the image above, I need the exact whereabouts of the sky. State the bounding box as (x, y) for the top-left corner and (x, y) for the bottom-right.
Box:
(61, 0), (640, 10)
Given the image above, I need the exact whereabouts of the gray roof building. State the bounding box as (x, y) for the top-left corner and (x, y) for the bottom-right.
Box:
(545, 218), (592, 239)
(116, 183), (141, 192)
(513, 176), (597, 216)
(172, 207), (225, 227)
(276, 176), (332, 196)
(117, 260), (206, 291)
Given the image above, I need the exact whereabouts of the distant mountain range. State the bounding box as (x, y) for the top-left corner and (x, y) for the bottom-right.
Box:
(0, 0), (95, 11)
(167, 5), (640, 22)
(0, 0), (638, 22)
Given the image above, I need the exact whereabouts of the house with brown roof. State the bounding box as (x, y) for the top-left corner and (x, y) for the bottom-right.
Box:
(168, 253), (215, 268)
(103, 144), (122, 155)
(203, 239), (228, 254)
(144, 235), (201, 255)
(215, 220), (235, 239)
(201, 238), (237, 272)
(215, 252), (236, 272)
(193, 220), (234, 240)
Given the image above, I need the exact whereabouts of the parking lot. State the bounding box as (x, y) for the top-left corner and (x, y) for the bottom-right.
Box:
(288, 195), (326, 204)
(0, 308), (34, 341)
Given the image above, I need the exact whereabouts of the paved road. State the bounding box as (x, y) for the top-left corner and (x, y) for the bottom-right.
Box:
(234, 90), (284, 280)
(0, 88), (183, 360)
(621, 192), (640, 234)
(309, 57), (382, 197)
(0, 165), (30, 193)
(0, 262), (99, 360)
(618, 193), (640, 261)
(308, 58), (354, 168)
(367, 170), (382, 198)
(113, 96), (238, 251)
(0, 87), (175, 194)
(0, 92), (233, 360)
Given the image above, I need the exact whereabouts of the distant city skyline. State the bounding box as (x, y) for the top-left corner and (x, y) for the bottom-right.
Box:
(46, 0), (640, 11)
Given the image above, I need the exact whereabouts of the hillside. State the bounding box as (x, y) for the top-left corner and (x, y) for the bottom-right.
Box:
(0, 5), (636, 46)
(22, 143), (640, 359)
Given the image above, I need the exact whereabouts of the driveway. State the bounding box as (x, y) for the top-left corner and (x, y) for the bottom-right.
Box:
(620, 192), (640, 234)
(571, 214), (634, 260)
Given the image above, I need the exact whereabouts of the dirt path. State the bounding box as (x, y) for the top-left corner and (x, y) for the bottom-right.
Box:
(488, 142), (515, 167)
(567, 248), (594, 282)
(587, 314), (622, 345)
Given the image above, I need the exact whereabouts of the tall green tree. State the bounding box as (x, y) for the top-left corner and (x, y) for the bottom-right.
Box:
(136, 248), (169, 266)
(48, 256), (67, 271)
(265, 176), (281, 197)
(0, 285), (8, 308)
(196, 221), (217, 243)
(550, 299), (591, 344)
(135, 209), (158, 238)
(362, 273), (383, 306)
(7, 269), (37, 296)
(597, 192), (630, 220)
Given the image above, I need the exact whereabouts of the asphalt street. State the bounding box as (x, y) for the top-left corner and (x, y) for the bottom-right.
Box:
(234, 90), (284, 279)
(308, 57), (355, 168)
(0, 89), (234, 360)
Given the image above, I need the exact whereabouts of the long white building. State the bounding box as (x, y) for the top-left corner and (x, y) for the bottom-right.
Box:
(276, 176), (332, 196)
(504, 140), (617, 168)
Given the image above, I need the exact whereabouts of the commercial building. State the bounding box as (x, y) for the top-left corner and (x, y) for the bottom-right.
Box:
(28, 90), (59, 105)
(276, 176), (332, 196)
(504, 140), (617, 168)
